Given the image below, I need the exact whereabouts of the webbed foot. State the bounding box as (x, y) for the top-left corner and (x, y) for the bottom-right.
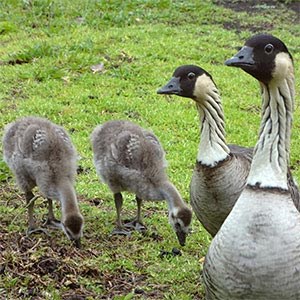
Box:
(110, 227), (131, 236)
(124, 220), (147, 232)
(27, 226), (50, 237)
(43, 218), (62, 229)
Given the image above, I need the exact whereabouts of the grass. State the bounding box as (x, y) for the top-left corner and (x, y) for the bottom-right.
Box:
(0, 0), (300, 299)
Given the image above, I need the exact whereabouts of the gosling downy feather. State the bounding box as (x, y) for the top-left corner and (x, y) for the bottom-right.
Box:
(157, 65), (253, 236)
(3, 116), (84, 247)
(91, 120), (192, 246)
(203, 34), (300, 300)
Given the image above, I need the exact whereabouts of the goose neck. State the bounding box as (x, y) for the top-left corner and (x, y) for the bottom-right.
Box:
(160, 181), (185, 211)
(246, 75), (294, 190)
(58, 181), (80, 217)
(196, 90), (230, 166)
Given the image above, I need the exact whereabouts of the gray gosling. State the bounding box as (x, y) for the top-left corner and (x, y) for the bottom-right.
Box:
(91, 120), (192, 246)
(3, 116), (83, 248)
(203, 34), (300, 299)
(158, 65), (253, 236)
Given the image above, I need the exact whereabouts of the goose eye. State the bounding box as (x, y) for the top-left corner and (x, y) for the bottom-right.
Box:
(264, 44), (274, 54)
(187, 72), (195, 80)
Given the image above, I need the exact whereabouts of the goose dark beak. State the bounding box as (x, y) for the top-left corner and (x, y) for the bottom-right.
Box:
(176, 230), (187, 246)
(225, 46), (255, 68)
(74, 238), (81, 249)
(157, 77), (182, 95)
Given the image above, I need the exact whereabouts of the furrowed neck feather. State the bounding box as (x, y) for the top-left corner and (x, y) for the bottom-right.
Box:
(196, 89), (230, 166)
(247, 69), (294, 190)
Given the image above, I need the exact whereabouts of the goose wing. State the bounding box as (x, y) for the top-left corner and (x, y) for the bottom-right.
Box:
(229, 144), (300, 210)
(287, 169), (300, 211)
(111, 129), (165, 170)
(228, 144), (253, 162)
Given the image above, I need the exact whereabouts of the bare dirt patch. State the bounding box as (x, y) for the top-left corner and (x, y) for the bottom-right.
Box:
(215, 0), (299, 15)
(214, 0), (300, 31)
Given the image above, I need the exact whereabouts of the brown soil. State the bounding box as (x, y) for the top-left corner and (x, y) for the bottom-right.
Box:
(0, 183), (171, 299)
(215, 0), (299, 15)
(214, 0), (300, 33)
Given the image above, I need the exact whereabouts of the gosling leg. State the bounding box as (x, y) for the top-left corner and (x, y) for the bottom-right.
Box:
(111, 192), (131, 236)
(124, 196), (146, 232)
(25, 191), (49, 236)
(44, 198), (61, 228)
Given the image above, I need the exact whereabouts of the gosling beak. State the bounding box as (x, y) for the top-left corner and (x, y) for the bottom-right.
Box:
(157, 77), (182, 95)
(74, 238), (81, 249)
(225, 46), (255, 68)
(176, 230), (187, 247)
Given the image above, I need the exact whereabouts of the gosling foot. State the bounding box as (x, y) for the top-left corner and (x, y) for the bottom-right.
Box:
(43, 218), (61, 229)
(110, 227), (131, 236)
(124, 220), (147, 233)
(27, 226), (50, 237)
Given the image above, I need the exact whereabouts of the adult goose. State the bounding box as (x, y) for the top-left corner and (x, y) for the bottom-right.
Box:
(157, 65), (253, 236)
(91, 120), (192, 246)
(3, 116), (84, 248)
(203, 34), (300, 299)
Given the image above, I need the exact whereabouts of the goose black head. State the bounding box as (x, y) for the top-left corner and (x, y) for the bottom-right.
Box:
(225, 34), (293, 84)
(157, 65), (215, 100)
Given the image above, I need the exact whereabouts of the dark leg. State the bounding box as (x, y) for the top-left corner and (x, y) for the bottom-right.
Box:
(124, 196), (146, 232)
(110, 193), (131, 236)
(26, 191), (36, 231)
(25, 191), (49, 236)
(136, 196), (143, 224)
(44, 198), (61, 228)
(115, 192), (123, 229)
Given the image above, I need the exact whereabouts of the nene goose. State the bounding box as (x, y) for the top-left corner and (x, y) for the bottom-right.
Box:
(3, 116), (83, 248)
(203, 34), (300, 299)
(157, 65), (253, 236)
(91, 120), (192, 246)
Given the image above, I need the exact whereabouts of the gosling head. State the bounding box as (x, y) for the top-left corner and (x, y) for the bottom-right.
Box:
(169, 207), (192, 246)
(62, 214), (84, 248)
(157, 65), (217, 101)
(225, 34), (293, 84)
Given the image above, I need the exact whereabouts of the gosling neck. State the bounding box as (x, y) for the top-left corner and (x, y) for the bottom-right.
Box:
(58, 180), (81, 218)
(246, 72), (294, 190)
(195, 84), (230, 167)
(160, 181), (186, 212)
